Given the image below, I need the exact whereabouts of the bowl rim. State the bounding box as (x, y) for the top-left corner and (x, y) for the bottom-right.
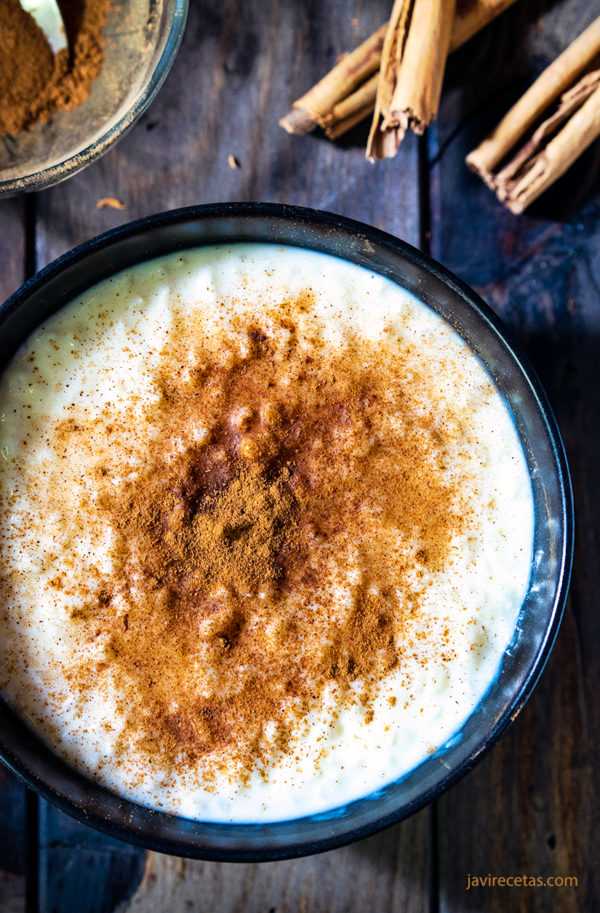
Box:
(0, 202), (574, 860)
(0, 0), (189, 196)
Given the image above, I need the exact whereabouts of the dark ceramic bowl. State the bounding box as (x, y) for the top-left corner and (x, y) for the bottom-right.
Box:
(0, 203), (573, 860)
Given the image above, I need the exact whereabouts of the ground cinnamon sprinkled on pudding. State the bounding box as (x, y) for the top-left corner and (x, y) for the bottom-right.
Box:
(58, 297), (465, 782)
(0, 245), (534, 819)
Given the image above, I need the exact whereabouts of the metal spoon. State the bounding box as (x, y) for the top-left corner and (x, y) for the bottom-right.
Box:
(20, 0), (67, 54)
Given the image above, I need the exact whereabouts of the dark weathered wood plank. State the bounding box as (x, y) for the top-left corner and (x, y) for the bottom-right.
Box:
(0, 196), (27, 913)
(32, 2), (429, 912)
(0, 766), (27, 913)
(0, 200), (26, 295)
(37, 802), (146, 913)
(117, 825), (430, 913)
(431, 2), (599, 911)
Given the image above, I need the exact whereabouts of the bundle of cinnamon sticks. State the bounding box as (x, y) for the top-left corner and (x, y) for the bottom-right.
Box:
(280, 0), (518, 153)
(467, 16), (600, 213)
(280, 1), (600, 214)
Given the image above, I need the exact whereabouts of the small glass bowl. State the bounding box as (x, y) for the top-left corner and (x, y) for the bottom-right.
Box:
(0, 204), (574, 860)
(0, 0), (188, 195)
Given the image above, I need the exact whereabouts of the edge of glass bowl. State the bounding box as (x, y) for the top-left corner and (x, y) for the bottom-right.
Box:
(0, 0), (189, 196)
(0, 202), (574, 860)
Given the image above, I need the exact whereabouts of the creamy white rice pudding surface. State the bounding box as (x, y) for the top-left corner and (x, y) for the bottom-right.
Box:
(0, 244), (533, 822)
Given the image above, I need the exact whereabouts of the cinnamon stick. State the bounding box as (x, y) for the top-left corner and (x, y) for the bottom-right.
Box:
(279, 24), (387, 136)
(367, 0), (456, 160)
(467, 16), (600, 212)
(500, 84), (600, 214)
(322, 74), (378, 139)
(280, 0), (518, 140)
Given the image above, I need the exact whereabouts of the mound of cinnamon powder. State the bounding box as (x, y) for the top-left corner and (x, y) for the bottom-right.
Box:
(0, 0), (109, 137)
(54, 294), (469, 785)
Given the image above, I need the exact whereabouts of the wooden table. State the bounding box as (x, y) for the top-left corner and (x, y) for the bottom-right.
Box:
(0, 1), (597, 911)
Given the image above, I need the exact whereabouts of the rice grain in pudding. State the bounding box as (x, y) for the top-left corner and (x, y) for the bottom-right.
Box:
(0, 244), (534, 822)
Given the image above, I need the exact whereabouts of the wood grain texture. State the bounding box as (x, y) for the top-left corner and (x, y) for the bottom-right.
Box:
(116, 827), (430, 913)
(38, 802), (146, 913)
(0, 767), (26, 913)
(430, 2), (599, 910)
(0, 197), (27, 913)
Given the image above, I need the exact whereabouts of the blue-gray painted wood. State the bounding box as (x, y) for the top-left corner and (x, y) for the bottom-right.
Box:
(37, 801), (146, 913)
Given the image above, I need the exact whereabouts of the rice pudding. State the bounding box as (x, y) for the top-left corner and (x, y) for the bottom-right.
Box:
(0, 244), (534, 822)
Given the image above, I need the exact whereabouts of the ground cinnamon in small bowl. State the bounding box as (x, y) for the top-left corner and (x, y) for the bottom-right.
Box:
(0, 0), (110, 137)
